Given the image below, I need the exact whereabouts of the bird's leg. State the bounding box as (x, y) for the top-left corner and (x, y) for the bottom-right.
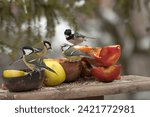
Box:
(28, 71), (33, 77)
(36, 68), (42, 79)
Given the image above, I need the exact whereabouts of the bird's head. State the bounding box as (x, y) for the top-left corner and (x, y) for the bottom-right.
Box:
(64, 29), (72, 38)
(22, 46), (34, 56)
(43, 41), (52, 50)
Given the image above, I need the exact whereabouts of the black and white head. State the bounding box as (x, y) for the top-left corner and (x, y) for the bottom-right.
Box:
(61, 43), (72, 51)
(43, 41), (52, 50)
(22, 46), (34, 56)
(64, 29), (72, 38)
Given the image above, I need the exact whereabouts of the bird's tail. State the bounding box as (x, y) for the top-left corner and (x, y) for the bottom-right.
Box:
(44, 66), (57, 74)
(85, 36), (97, 40)
(8, 56), (23, 66)
(39, 63), (57, 74)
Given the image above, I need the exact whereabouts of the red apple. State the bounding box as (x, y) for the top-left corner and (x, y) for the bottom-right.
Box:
(75, 45), (121, 67)
(90, 65), (121, 82)
(97, 45), (121, 66)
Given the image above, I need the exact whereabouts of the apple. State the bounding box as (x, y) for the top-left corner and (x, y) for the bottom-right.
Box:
(43, 59), (66, 86)
(75, 45), (121, 67)
(90, 65), (121, 82)
(95, 45), (121, 66)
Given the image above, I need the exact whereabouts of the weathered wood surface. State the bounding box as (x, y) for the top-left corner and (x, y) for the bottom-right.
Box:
(0, 75), (150, 100)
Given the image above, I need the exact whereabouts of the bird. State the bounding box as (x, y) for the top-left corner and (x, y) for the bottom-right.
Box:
(61, 43), (93, 62)
(9, 41), (52, 66)
(33, 40), (52, 58)
(22, 46), (56, 74)
(64, 29), (97, 45)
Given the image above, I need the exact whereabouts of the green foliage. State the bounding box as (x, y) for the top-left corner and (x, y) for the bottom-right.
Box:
(0, 0), (98, 37)
(0, 0), (99, 59)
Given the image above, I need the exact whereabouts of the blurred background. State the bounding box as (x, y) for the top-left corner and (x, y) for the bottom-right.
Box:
(0, 0), (150, 99)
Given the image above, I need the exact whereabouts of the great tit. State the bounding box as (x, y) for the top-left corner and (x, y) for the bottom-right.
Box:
(33, 40), (52, 58)
(22, 46), (56, 74)
(64, 29), (97, 45)
(9, 41), (52, 66)
(61, 43), (93, 62)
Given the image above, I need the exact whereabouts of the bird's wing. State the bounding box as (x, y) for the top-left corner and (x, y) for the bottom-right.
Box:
(31, 60), (57, 74)
(74, 32), (85, 38)
(67, 47), (92, 59)
(70, 49), (83, 56)
(33, 47), (42, 52)
(75, 32), (97, 40)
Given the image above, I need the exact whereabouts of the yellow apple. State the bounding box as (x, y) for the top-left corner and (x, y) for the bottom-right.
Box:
(3, 70), (27, 78)
(43, 59), (66, 86)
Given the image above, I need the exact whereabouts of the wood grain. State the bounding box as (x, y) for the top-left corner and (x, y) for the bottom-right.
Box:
(0, 75), (150, 100)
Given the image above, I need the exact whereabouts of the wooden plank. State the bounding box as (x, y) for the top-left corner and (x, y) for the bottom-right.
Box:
(0, 75), (150, 100)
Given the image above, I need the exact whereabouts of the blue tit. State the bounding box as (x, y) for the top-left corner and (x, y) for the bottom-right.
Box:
(61, 43), (93, 62)
(22, 46), (56, 74)
(64, 29), (97, 45)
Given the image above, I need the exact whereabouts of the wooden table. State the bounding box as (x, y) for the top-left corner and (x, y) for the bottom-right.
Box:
(0, 75), (150, 100)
